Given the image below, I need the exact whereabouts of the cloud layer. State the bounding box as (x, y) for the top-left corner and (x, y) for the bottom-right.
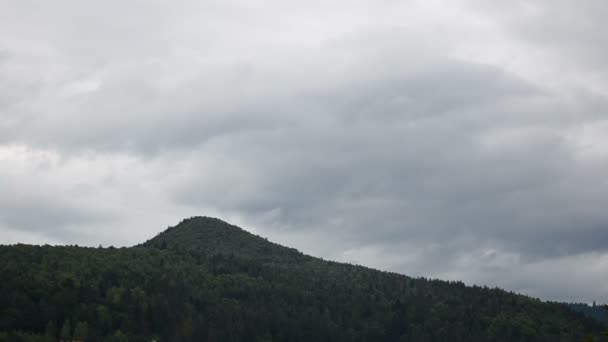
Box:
(2, 0), (608, 302)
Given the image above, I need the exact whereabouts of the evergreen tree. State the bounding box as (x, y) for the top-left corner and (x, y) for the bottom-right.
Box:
(60, 319), (72, 341)
(44, 321), (56, 342)
(73, 321), (88, 340)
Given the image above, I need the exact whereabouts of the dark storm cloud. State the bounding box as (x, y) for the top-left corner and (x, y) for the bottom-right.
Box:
(1, 0), (608, 302)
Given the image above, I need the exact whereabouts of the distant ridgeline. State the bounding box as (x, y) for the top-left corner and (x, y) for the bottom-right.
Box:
(0, 216), (605, 341)
(567, 303), (608, 326)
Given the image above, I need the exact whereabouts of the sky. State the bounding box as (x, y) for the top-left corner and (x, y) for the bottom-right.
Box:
(1, 0), (608, 303)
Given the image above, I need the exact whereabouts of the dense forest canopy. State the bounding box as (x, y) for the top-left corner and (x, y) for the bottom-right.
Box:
(0, 216), (605, 341)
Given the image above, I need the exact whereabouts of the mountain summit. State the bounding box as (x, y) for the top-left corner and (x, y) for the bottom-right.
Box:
(142, 216), (304, 260)
(0, 217), (604, 341)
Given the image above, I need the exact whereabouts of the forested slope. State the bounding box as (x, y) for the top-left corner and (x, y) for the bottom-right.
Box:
(568, 303), (608, 326)
(0, 217), (603, 341)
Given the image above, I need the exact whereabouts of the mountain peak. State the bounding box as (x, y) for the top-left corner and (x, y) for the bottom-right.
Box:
(142, 216), (304, 260)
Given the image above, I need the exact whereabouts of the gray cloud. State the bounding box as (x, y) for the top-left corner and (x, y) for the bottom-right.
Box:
(471, 0), (608, 66)
(1, 0), (608, 302)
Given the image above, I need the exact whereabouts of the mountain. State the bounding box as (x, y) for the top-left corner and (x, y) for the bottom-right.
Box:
(567, 303), (608, 326)
(0, 216), (604, 342)
(141, 217), (304, 260)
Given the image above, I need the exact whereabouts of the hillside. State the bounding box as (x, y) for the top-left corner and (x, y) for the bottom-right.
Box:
(141, 217), (305, 261)
(0, 217), (604, 341)
(568, 303), (608, 326)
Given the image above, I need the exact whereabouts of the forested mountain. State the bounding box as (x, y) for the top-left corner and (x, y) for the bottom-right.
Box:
(567, 303), (608, 326)
(0, 216), (604, 341)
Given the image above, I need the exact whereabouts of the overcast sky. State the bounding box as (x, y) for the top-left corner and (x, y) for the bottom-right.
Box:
(2, 0), (608, 303)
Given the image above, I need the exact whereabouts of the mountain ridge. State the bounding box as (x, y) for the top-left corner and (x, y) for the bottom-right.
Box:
(0, 216), (604, 341)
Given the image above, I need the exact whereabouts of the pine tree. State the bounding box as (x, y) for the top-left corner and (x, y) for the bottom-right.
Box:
(44, 321), (56, 342)
(73, 321), (88, 340)
(60, 319), (72, 341)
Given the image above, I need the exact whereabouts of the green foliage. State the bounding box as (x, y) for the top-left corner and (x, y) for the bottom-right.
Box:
(579, 305), (608, 341)
(568, 303), (608, 325)
(44, 321), (55, 339)
(0, 216), (603, 341)
(141, 217), (305, 261)
(105, 330), (128, 342)
(73, 321), (88, 340)
(60, 319), (71, 341)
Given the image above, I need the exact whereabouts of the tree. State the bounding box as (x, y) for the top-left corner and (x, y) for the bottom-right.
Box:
(105, 330), (128, 342)
(60, 319), (72, 341)
(73, 321), (88, 340)
(44, 321), (56, 341)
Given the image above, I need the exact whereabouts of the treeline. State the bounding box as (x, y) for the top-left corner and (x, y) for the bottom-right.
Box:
(567, 303), (608, 326)
(0, 217), (604, 341)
